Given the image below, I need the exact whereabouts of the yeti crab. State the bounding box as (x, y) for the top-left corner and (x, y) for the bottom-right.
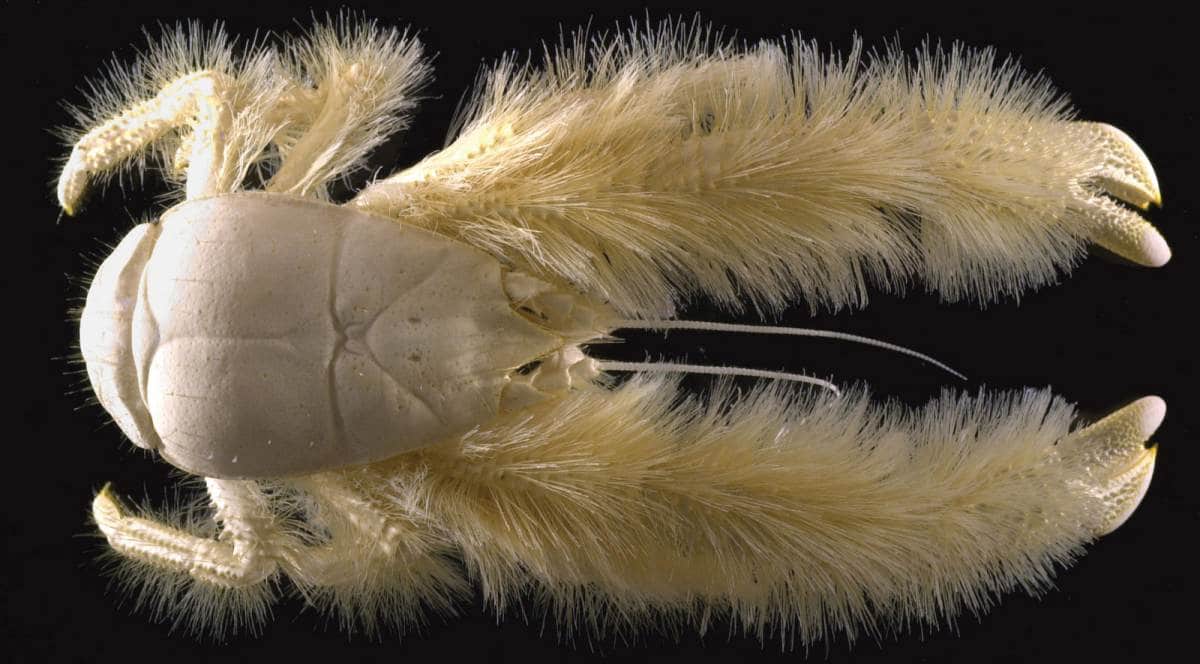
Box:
(60, 18), (1166, 641)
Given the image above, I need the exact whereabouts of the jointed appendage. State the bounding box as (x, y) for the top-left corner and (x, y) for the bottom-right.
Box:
(1071, 122), (1169, 267)
(92, 474), (447, 592)
(62, 19), (1169, 642)
(58, 71), (234, 214)
(283, 475), (431, 586)
(347, 43), (1170, 318)
(1056, 396), (1162, 535)
(59, 19), (428, 214)
(92, 479), (277, 588)
(72, 19), (444, 611)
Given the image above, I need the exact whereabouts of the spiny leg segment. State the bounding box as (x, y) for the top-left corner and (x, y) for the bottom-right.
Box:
(92, 476), (431, 590)
(92, 479), (278, 587)
(58, 71), (235, 213)
(59, 20), (430, 213)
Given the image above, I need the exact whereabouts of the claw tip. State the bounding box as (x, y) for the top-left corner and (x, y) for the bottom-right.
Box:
(1133, 395), (1167, 439)
(92, 482), (124, 529)
(1141, 226), (1171, 267)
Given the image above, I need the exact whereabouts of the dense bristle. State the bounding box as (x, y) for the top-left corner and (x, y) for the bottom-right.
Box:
(364, 377), (1098, 645)
(265, 15), (430, 198)
(58, 14), (430, 207)
(65, 17), (1163, 645)
(280, 476), (471, 638)
(90, 482), (278, 639)
(352, 20), (1110, 317)
(108, 377), (1138, 642)
(58, 22), (280, 206)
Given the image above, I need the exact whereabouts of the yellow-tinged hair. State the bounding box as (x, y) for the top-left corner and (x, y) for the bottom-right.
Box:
(105, 377), (1148, 644)
(59, 16), (429, 205)
(346, 377), (1114, 644)
(64, 17), (1161, 643)
(352, 22), (1104, 317)
(64, 17), (1156, 318)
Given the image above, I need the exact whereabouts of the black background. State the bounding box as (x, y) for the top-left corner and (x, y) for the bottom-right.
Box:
(13, 1), (1197, 662)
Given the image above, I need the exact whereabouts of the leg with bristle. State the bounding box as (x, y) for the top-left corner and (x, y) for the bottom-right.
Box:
(275, 475), (468, 634)
(263, 62), (367, 196)
(58, 71), (234, 214)
(262, 23), (431, 198)
(273, 477), (402, 588)
(92, 479), (278, 588)
(281, 475), (443, 585)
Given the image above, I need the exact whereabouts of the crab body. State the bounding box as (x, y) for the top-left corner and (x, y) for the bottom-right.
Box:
(58, 17), (1169, 643)
(82, 192), (608, 478)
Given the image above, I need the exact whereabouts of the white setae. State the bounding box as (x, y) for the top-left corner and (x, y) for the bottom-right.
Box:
(59, 16), (1168, 644)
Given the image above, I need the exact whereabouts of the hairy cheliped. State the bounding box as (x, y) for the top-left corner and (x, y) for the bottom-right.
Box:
(59, 16), (1166, 644)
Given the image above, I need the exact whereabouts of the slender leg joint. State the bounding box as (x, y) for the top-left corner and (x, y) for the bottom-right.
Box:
(92, 480), (277, 588)
(58, 71), (233, 214)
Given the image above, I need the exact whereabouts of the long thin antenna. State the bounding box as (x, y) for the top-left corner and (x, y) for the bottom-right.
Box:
(613, 319), (966, 381)
(595, 360), (840, 396)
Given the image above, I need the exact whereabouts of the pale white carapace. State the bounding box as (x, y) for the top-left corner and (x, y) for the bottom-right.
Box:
(82, 192), (610, 478)
(61, 17), (1168, 644)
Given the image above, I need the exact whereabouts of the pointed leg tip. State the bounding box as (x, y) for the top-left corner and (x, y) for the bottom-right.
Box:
(92, 482), (124, 530)
(1063, 396), (1165, 536)
(1100, 395), (1166, 440)
(1132, 395), (1167, 438)
(1098, 447), (1156, 535)
(1084, 121), (1163, 210)
(1141, 226), (1172, 267)
(1094, 216), (1171, 268)
(1096, 123), (1161, 189)
(1088, 396), (1163, 536)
